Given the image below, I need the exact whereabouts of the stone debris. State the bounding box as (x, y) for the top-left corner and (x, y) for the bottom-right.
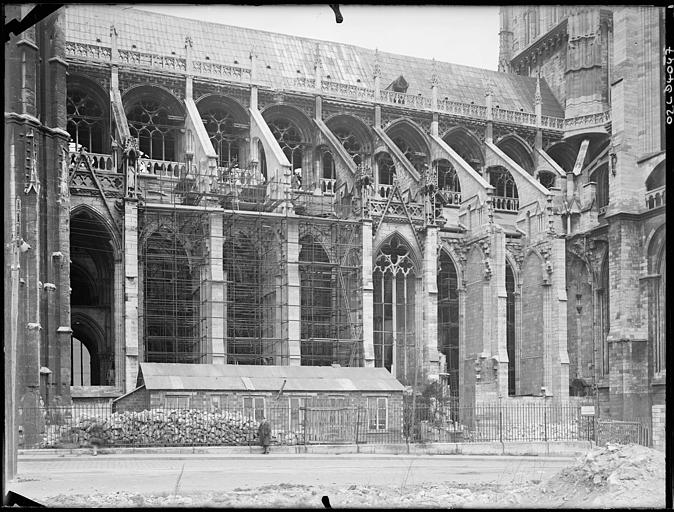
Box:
(39, 444), (666, 509)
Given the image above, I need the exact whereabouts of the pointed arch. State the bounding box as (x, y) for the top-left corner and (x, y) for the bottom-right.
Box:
(123, 85), (185, 161)
(325, 113), (373, 159)
(385, 119), (431, 159)
(646, 160), (665, 191)
(261, 104), (315, 147)
(70, 204), (122, 260)
(505, 259), (517, 396)
(143, 227), (199, 363)
(496, 134), (534, 175)
(442, 126), (485, 171)
(67, 74), (111, 154)
(438, 249), (460, 395)
(545, 141), (576, 174)
(520, 251), (544, 395)
(373, 233), (419, 384)
(70, 312), (106, 386)
(196, 94), (249, 169)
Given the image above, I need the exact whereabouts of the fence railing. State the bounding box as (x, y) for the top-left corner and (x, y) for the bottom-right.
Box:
(17, 401), (630, 450)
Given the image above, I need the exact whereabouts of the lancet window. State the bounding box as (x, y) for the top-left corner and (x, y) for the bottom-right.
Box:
(373, 237), (417, 385)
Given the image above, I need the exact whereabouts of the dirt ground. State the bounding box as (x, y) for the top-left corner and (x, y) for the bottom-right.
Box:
(34, 444), (668, 508)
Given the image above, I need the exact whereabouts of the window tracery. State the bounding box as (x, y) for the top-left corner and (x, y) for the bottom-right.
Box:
(333, 126), (363, 166)
(373, 237), (417, 384)
(127, 99), (181, 161)
(67, 89), (107, 154)
(201, 107), (243, 168)
(268, 118), (304, 170)
(392, 136), (426, 173)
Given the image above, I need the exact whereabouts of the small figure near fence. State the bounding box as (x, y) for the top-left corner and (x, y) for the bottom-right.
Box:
(258, 416), (271, 454)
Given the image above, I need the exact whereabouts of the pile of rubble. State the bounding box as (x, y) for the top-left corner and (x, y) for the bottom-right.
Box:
(523, 443), (666, 508)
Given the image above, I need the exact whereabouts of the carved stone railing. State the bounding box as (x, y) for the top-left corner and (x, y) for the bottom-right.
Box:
(65, 41), (112, 61)
(218, 167), (266, 187)
(541, 115), (565, 130)
(564, 111), (611, 130)
(138, 158), (186, 179)
(193, 60), (250, 81)
(319, 178), (336, 195)
(369, 197), (425, 222)
(645, 186), (665, 210)
(437, 99), (488, 119)
(492, 195), (519, 212)
(379, 90), (433, 110)
(118, 49), (186, 71)
(320, 80), (375, 100)
(376, 184), (394, 199)
(492, 107), (537, 127)
(437, 189), (462, 207)
(283, 76), (316, 89)
(69, 151), (115, 172)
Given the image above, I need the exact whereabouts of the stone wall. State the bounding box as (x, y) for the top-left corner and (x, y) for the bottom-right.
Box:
(651, 404), (665, 452)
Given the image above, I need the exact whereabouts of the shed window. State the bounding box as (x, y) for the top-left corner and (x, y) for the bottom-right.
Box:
(368, 397), (388, 431)
(243, 396), (265, 421)
(165, 394), (190, 409)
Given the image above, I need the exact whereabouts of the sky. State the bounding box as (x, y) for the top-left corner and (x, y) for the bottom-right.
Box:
(133, 5), (501, 70)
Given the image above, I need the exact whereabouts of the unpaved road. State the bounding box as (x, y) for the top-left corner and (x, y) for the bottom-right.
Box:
(10, 453), (571, 504)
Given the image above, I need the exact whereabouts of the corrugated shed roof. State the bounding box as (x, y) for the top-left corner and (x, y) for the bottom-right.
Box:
(138, 363), (406, 392)
(64, 5), (563, 117)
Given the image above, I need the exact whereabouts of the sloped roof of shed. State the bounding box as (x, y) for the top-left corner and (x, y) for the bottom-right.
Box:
(137, 363), (405, 393)
(64, 5), (564, 117)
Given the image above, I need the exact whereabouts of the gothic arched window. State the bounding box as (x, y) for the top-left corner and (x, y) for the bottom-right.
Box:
(489, 166), (519, 211)
(594, 164), (609, 212)
(201, 107), (242, 168)
(67, 88), (107, 154)
(144, 231), (197, 363)
(506, 262), (516, 395)
(598, 257), (610, 375)
(300, 236), (335, 365)
(373, 236), (417, 385)
(392, 136), (425, 174)
(437, 160), (462, 205)
(333, 126), (364, 166)
(437, 251), (459, 395)
(127, 99), (181, 161)
(268, 118), (304, 170)
(377, 153), (395, 198)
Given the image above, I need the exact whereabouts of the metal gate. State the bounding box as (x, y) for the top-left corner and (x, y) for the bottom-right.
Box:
(303, 406), (359, 444)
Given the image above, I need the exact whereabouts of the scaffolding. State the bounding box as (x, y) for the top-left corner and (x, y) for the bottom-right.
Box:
(298, 219), (363, 367)
(139, 209), (208, 364)
(223, 213), (288, 365)
(136, 164), (365, 368)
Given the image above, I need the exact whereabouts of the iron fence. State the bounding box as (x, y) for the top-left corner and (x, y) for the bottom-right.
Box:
(15, 400), (616, 450)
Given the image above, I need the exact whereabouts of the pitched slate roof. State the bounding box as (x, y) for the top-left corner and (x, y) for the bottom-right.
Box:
(64, 5), (564, 117)
(137, 363), (406, 393)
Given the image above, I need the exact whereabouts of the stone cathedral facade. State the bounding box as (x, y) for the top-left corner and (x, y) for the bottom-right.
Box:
(4, 5), (666, 452)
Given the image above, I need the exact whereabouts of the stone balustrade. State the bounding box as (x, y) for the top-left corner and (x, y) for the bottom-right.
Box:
(69, 150), (115, 171)
(138, 158), (186, 179)
(492, 195), (519, 212)
(65, 41), (612, 133)
(645, 186), (665, 210)
(319, 178), (336, 196)
(437, 189), (462, 206)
